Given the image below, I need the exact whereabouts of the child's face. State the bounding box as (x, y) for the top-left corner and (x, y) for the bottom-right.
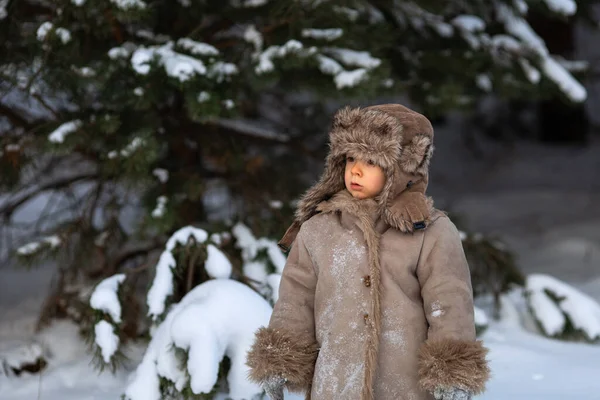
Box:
(344, 156), (386, 199)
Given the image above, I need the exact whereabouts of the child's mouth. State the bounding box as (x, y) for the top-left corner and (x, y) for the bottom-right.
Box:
(350, 183), (362, 189)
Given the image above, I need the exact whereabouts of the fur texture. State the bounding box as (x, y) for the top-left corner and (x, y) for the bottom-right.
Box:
(418, 339), (491, 395)
(280, 104), (436, 251)
(246, 327), (319, 394)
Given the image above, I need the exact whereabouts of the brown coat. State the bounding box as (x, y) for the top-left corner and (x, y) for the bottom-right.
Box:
(247, 105), (489, 400)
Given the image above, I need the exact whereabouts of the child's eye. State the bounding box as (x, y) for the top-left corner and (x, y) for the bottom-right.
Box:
(346, 156), (355, 163)
(367, 159), (375, 166)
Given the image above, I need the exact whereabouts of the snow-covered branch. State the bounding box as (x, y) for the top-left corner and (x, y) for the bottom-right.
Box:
(124, 280), (271, 400)
(526, 274), (600, 342)
(146, 226), (232, 321)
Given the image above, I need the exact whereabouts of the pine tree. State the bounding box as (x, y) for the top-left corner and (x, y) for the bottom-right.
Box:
(0, 0), (595, 329)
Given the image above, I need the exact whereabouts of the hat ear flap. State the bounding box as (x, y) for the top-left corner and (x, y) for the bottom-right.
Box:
(399, 134), (433, 176)
(294, 154), (346, 223)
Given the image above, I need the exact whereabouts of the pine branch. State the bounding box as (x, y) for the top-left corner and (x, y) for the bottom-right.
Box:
(29, 92), (61, 120)
(0, 172), (98, 220)
(108, 241), (164, 275)
(0, 102), (37, 130)
(204, 120), (321, 161)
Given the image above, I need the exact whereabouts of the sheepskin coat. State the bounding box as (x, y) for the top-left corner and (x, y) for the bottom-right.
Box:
(247, 104), (490, 400)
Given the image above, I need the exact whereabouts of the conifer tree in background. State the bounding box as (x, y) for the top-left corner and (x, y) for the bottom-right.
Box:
(0, 0), (596, 332)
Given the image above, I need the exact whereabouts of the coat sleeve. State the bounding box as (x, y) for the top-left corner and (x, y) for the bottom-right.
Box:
(415, 215), (490, 395)
(246, 226), (319, 394)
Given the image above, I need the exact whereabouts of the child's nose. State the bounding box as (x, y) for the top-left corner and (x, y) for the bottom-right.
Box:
(351, 162), (363, 176)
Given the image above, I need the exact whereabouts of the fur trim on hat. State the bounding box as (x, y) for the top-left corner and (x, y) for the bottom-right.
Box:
(246, 327), (319, 394)
(418, 338), (490, 395)
(293, 105), (434, 230)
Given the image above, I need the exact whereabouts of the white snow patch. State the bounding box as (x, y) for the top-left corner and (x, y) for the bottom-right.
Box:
(125, 280), (272, 400)
(205, 245), (232, 279)
(197, 91), (211, 103)
(497, 4), (586, 102)
(177, 38), (219, 56)
(431, 300), (445, 318)
(452, 15), (485, 32)
(235, 0), (267, 7)
(266, 274), (282, 302)
(16, 242), (41, 256)
(166, 226), (209, 250)
(231, 222), (286, 300)
(147, 226), (209, 319)
(48, 120), (82, 143)
(269, 200), (283, 209)
(73, 66), (95, 77)
(244, 25), (263, 51)
(520, 59), (541, 84)
(132, 43), (208, 82)
(146, 252), (176, 320)
(243, 261), (268, 285)
(55, 28), (71, 44)
(302, 28), (343, 41)
(16, 235), (62, 255)
(209, 62), (239, 82)
(72, 0), (86, 5)
(317, 55), (343, 75)
(94, 321), (120, 363)
(0, 341), (44, 375)
(222, 99), (235, 110)
(110, 0), (146, 10)
(325, 48), (381, 69)
(209, 233), (229, 246)
(335, 69), (367, 89)
(36, 22), (53, 41)
(526, 274), (600, 340)
(540, 56), (586, 102)
(476, 74), (492, 92)
(151, 196), (167, 218)
(255, 40), (304, 74)
(152, 168), (169, 183)
(475, 306), (489, 327)
(90, 274), (126, 323)
(514, 0), (528, 14)
(543, 0), (576, 15)
(108, 46), (132, 60)
(119, 137), (144, 157)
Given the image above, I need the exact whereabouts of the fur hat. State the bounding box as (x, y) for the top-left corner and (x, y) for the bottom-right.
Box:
(279, 104), (435, 251)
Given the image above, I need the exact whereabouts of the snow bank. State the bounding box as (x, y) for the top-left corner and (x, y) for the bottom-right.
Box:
(124, 279), (272, 400)
(526, 274), (600, 341)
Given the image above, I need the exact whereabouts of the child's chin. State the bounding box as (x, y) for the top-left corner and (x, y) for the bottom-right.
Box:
(349, 191), (368, 199)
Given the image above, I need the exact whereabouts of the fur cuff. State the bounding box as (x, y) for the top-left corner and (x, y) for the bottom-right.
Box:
(246, 327), (319, 392)
(418, 339), (490, 395)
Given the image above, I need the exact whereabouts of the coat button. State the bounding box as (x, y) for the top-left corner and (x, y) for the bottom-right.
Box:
(361, 275), (371, 287)
(363, 313), (369, 323)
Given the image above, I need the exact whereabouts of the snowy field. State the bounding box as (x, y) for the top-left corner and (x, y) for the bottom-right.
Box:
(1, 286), (599, 400)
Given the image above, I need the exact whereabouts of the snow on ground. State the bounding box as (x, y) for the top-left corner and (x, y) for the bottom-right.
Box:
(0, 287), (599, 399)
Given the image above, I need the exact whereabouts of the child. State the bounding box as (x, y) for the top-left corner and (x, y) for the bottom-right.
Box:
(246, 104), (490, 400)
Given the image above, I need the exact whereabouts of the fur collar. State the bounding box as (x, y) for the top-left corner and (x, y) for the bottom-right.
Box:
(316, 190), (379, 221)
